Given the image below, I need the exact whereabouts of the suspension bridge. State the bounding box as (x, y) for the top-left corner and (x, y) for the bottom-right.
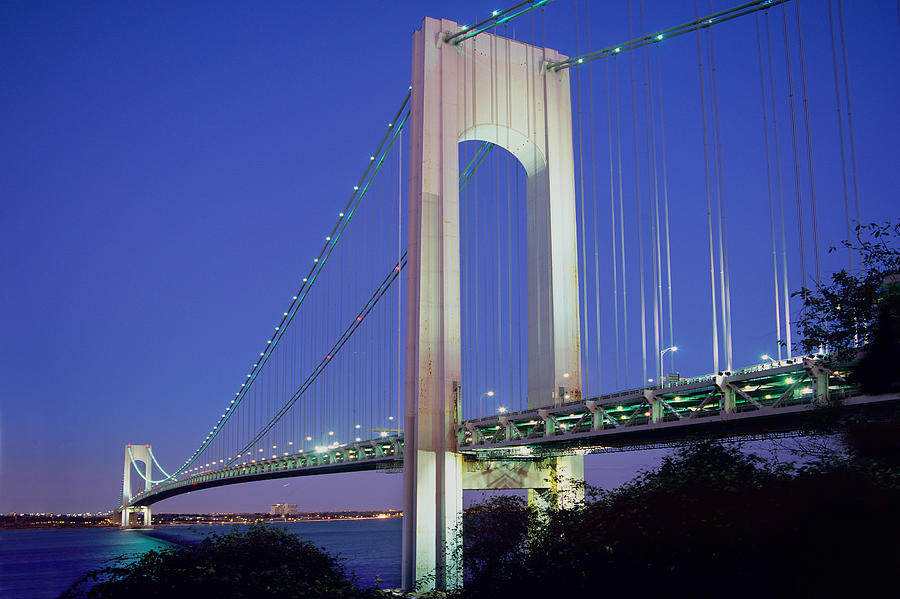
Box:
(117, 0), (897, 591)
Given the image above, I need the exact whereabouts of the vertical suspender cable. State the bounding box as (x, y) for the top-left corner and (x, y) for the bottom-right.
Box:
(706, 0), (733, 371)
(781, 1), (807, 296)
(794, 0), (821, 287)
(505, 25), (515, 409)
(516, 161), (523, 410)
(765, 12), (792, 358)
(529, 10), (541, 406)
(654, 47), (676, 375)
(472, 44), (481, 415)
(642, 0), (663, 384)
(614, 56), (629, 387)
(608, 58), (628, 390)
(585, 0), (604, 394)
(574, 0), (590, 395)
(397, 124), (402, 430)
(695, 0), (720, 373)
(836, 0), (861, 231)
(493, 35), (503, 411)
(629, 0), (649, 385)
(827, 0), (853, 272)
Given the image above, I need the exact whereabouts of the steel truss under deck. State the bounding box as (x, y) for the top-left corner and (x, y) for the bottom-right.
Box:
(127, 358), (897, 508)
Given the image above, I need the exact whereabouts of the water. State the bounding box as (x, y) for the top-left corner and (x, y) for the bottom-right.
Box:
(0, 518), (401, 598)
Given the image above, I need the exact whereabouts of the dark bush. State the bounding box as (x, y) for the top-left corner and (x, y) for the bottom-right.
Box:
(455, 441), (900, 599)
(61, 523), (381, 599)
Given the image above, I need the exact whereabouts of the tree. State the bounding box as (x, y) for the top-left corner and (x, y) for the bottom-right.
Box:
(452, 440), (900, 599)
(794, 220), (900, 392)
(61, 523), (381, 599)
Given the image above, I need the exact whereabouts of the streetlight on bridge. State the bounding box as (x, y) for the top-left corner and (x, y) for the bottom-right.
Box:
(659, 346), (678, 387)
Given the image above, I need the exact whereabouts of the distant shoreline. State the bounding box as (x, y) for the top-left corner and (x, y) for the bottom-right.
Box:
(1, 514), (402, 531)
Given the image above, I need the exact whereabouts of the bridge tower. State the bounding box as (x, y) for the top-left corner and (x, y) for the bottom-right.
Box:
(403, 17), (582, 591)
(120, 444), (153, 527)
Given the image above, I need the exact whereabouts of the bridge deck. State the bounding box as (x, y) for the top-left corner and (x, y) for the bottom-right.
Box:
(127, 359), (897, 508)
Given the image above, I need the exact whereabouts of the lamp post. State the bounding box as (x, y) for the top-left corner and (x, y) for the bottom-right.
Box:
(659, 346), (678, 386)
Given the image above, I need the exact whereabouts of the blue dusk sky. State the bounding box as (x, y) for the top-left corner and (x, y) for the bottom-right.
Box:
(1, 1), (897, 514)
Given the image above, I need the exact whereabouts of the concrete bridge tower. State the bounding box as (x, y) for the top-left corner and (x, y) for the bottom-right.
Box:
(403, 17), (583, 591)
(120, 444), (153, 527)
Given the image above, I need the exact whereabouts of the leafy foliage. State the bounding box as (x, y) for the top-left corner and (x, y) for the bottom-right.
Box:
(453, 441), (900, 599)
(794, 220), (900, 368)
(61, 523), (381, 599)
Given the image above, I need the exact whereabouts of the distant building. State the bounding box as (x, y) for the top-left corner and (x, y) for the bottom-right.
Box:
(269, 503), (298, 515)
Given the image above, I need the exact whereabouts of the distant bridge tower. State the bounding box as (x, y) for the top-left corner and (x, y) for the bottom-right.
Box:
(403, 17), (582, 591)
(121, 444), (153, 527)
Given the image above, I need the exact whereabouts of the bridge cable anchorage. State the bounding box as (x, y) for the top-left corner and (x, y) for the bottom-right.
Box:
(173, 93), (411, 477)
(445, 0), (552, 46)
(545, 0), (790, 71)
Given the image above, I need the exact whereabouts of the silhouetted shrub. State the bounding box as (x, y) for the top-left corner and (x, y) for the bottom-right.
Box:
(455, 441), (900, 599)
(61, 522), (381, 599)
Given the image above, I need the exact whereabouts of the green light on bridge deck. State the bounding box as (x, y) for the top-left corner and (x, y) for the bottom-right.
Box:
(785, 377), (795, 384)
(656, 34), (663, 40)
